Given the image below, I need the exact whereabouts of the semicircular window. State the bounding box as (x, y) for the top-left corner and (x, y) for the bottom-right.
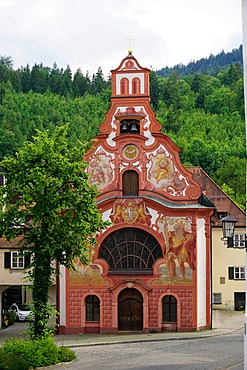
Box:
(99, 228), (163, 274)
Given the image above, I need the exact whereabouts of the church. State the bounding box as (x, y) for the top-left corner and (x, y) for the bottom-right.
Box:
(57, 51), (214, 334)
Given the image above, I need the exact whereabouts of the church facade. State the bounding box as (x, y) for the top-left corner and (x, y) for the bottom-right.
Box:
(58, 52), (214, 334)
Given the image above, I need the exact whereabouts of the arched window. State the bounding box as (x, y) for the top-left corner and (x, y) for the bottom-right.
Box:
(162, 295), (177, 322)
(99, 228), (163, 274)
(120, 78), (129, 94)
(123, 170), (139, 196)
(86, 295), (100, 321)
(132, 77), (140, 94)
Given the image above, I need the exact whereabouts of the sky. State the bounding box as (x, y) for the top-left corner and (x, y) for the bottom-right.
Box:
(0, 0), (243, 77)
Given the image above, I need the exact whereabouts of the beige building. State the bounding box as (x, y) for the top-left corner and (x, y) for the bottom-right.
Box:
(0, 235), (56, 329)
(188, 167), (246, 311)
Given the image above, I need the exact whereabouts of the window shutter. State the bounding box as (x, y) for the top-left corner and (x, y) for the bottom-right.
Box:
(228, 266), (234, 280)
(4, 252), (11, 268)
(123, 170), (139, 196)
(24, 255), (31, 268)
(0, 174), (4, 186)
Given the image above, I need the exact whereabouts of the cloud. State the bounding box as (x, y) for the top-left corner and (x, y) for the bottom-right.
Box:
(0, 0), (242, 75)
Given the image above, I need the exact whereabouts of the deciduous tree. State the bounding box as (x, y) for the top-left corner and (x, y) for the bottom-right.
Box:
(0, 125), (107, 338)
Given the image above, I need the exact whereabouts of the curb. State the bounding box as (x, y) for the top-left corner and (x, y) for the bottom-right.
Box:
(55, 326), (244, 348)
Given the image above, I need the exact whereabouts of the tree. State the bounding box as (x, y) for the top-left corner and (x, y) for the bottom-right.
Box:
(72, 68), (89, 97)
(150, 70), (160, 110)
(90, 67), (106, 95)
(61, 65), (73, 97)
(0, 125), (107, 338)
(0, 55), (13, 69)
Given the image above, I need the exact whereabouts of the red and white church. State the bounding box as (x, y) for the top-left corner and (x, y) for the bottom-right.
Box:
(57, 52), (214, 334)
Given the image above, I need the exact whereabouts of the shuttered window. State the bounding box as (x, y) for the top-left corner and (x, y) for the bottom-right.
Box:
(4, 252), (31, 269)
(123, 170), (139, 196)
(228, 266), (245, 280)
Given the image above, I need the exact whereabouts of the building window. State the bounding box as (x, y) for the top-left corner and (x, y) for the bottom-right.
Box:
(4, 252), (30, 269)
(213, 293), (222, 304)
(86, 295), (100, 321)
(234, 234), (246, 248)
(220, 277), (225, 284)
(120, 78), (129, 95)
(132, 77), (141, 94)
(99, 228), (163, 274)
(122, 170), (139, 196)
(162, 295), (177, 322)
(11, 252), (24, 269)
(229, 266), (246, 280)
(234, 266), (245, 280)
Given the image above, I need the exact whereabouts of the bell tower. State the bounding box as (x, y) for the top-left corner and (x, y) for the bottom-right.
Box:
(111, 50), (150, 98)
(99, 50), (162, 141)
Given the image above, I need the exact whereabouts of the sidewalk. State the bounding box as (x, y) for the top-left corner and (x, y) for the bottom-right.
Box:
(0, 310), (244, 347)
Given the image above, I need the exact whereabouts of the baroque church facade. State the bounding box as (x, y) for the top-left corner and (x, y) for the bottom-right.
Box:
(58, 52), (214, 334)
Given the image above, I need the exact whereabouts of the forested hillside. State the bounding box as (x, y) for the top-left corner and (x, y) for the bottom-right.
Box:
(0, 51), (245, 209)
(156, 45), (243, 77)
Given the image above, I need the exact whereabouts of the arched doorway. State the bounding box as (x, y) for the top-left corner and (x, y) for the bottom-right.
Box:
(118, 288), (143, 331)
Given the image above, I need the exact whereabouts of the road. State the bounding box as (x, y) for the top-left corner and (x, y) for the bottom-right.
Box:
(50, 328), (244, 370)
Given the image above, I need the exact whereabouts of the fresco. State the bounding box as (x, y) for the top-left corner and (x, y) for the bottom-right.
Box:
(152, 216), (195, 286)
(110, 199), (152, 225)
(147, 148), (188, 196)
(88, 150), (113, 191)
(69, 257), (109, 286)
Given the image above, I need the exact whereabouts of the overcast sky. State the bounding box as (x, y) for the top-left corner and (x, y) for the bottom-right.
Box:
(0, 0), (243, 77)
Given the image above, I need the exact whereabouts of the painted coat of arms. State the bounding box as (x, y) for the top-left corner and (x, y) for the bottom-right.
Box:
(110, 199), (151, 225)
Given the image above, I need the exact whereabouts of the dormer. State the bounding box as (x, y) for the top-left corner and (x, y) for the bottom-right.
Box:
(111, 51), (150, 99)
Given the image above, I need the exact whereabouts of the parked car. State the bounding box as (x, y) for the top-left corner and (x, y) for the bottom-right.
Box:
(9, 303), (31, 322)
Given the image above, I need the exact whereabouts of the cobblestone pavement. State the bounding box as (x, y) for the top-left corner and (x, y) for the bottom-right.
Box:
(0, 309), (244, 347)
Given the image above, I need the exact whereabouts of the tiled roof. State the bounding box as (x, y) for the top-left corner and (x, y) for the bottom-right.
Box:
(0, 236), (24, 249)
(187, 166), (246, 227)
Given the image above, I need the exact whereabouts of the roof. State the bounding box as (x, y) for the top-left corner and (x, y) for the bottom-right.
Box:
(97, 195), (215, 209)
(0, 236), (24, 249)
(187, 166), (246, 227)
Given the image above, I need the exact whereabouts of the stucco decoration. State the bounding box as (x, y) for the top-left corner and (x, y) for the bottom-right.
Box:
(152, 216), (195, 285)
(110, 199), (152, 225)
(147, 146), (189, 196)
(87, 149), (114, 191)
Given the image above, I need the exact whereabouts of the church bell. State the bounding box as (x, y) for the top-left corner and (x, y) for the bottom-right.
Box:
(130, 123), (138, 133)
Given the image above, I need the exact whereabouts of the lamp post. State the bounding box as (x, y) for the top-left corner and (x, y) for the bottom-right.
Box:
(221, 216), (242, 249)
(221, 215), (247, 369)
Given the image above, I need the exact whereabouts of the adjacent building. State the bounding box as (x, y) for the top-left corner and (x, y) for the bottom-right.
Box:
(188, 167), (246, 311)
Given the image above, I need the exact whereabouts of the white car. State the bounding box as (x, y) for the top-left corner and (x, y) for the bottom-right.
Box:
(9, 303), (31, 322)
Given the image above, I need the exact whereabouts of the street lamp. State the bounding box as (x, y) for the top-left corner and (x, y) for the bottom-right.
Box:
(221, 215), (246, 249)
(221, 214), (247, 369)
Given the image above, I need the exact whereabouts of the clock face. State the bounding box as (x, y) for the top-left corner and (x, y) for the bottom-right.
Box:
(123, 144), (139, 160)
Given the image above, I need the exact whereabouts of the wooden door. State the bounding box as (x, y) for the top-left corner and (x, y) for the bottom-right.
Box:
(118, 288), (143, 331)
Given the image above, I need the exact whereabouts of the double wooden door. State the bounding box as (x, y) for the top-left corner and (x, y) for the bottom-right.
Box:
(118, 288), (143, 331)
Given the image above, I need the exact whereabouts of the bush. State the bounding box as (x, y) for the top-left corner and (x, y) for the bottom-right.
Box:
(0, 348), (30, 370)
(2, 336), (76, 368)
(7, 311), (16, 326)
(58, 346), (76, 363)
